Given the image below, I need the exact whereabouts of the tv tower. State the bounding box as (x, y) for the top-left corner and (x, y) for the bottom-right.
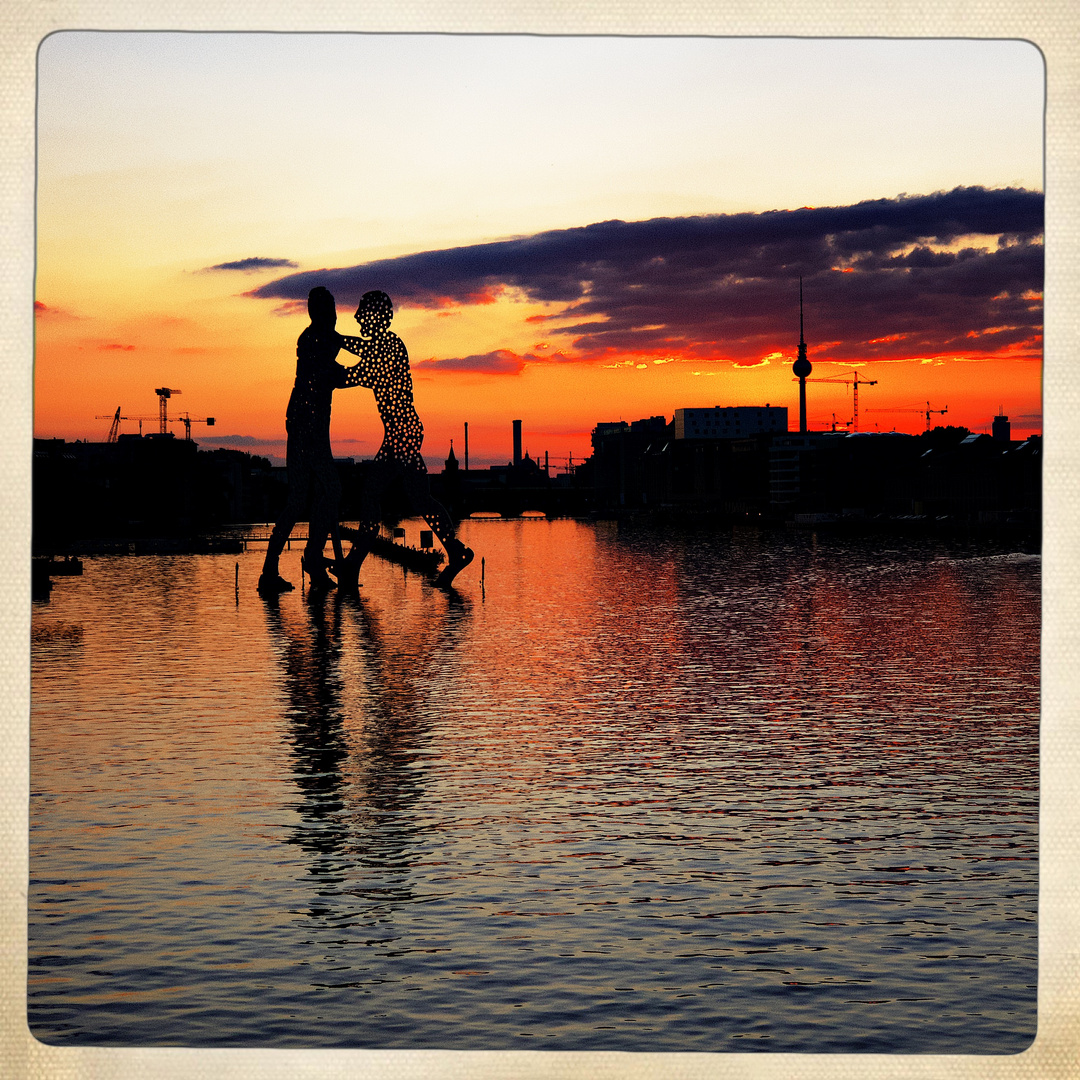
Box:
(792, 278), (812, 433)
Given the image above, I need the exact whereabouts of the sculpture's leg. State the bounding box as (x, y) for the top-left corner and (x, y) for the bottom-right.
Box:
(330, 524), (346, 572)
(335, 524), (378, 593)
(334, 533), (368, 593)
(402, 456), (475, 590)
(259, 445), (308, 594)
(304, 447), (343, 592)
(433, 537), (475, 589)
(333, 458), (388, 592)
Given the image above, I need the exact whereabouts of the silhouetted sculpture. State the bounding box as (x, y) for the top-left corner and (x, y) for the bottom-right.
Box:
(337, 290), (474, 589)
(259, 287), (350, 594)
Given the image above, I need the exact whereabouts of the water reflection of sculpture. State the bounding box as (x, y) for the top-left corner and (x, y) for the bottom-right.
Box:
(262, 589), (471, 928)
(263, 595), (352, 886)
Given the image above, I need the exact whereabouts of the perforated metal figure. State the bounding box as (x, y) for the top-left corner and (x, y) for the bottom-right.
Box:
(338, 290), (474, 588)
(258, 286), (349, 594)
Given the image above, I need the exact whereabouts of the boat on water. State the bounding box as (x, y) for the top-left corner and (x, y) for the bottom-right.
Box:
(338, 525), (444, 573)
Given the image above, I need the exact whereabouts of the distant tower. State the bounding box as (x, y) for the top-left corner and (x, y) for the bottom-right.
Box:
(445, 440), (459, 473)
(792, 279), (812, 433)
(512, 419), (523, 468)
(992, 408), (1011, 442)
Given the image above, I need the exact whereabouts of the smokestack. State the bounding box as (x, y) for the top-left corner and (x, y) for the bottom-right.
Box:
(513, 419), (522, 468)
(464, 422), (469, 472)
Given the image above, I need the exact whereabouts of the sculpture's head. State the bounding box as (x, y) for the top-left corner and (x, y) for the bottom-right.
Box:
(307, 286), (337, 327)
(354, 290), (393, 334)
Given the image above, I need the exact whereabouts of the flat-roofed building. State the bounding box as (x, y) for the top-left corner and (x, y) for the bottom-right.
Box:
(674, 405), (788, 439)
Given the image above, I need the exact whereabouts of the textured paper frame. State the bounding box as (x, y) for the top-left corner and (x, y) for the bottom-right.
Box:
(4, 4), (1076, 1079)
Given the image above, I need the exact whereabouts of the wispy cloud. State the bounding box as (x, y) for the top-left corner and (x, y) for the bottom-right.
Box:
(413, 350), (525, 375)
(203, 256), (299, 273)
(203, 434), (264, 446)
(413, 347), (579, 375)
(271, 299), (308, 318)
(34, 300), (77, 319)
(199, 435), (287, 466)
(251, 187), (1043, 367)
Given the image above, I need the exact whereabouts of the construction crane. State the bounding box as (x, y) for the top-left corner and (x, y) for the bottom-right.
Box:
(829, 412), (853, 433)
(173, 411), (216, 441)
(95, 410), (166, 438)
(96, 389), (214, 442)
(797, 370), (878, 432)
(103, 407), (122, 443)
(867, 401), (948, 432)
(154, 388), (181, 434)
(95, 408), (148, 439)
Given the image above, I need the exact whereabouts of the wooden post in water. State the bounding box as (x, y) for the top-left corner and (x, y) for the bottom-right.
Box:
(235, 562), (239, 605)
(481, 556), (485, 601)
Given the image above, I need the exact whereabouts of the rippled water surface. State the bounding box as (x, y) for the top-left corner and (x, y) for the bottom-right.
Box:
(29, 520), (1039, 1051)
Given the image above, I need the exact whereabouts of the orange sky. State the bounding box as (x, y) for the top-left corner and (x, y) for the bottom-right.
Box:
(33, 275), (1043, 468)
(33, 34), (1044, 466)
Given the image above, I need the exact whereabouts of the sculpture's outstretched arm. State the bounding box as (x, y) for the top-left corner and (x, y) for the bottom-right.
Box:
(338, 333), (367, 356)
(338, 335), (379, 389)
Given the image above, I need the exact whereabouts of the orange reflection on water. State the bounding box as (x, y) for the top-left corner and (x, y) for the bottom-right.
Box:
(29, 522), (1040, 1051)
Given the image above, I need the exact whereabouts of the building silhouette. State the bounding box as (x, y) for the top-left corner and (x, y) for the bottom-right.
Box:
(674, 405), (787, 440)
(585, 410), (1040, 529)
(32, 434), (286, 552)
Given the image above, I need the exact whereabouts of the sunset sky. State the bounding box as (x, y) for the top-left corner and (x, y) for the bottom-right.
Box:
(34, 33), (1044, 467)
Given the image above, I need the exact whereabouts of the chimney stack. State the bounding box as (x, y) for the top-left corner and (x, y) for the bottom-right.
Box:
(513, 419), (522, 467)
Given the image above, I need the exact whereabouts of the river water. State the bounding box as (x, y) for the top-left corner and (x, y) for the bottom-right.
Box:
(28, 519), (1039, 1052)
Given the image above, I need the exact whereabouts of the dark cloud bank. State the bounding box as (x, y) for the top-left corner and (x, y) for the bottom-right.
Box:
(249, 187), (1042, 368)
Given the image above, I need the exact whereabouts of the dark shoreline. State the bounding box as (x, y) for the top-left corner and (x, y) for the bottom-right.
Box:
(33, 510), (1041, 559)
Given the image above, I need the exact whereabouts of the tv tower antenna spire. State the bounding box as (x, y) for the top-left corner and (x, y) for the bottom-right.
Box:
(792, 277), (812, 433)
